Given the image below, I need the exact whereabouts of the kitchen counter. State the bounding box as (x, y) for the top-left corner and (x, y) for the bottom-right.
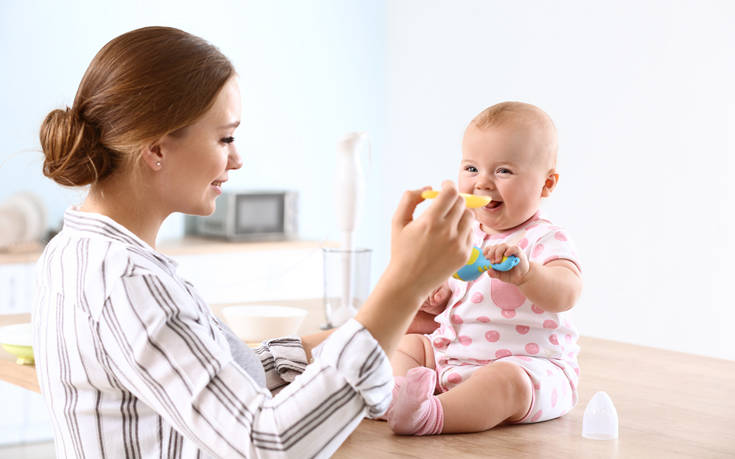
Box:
(0, 238), (334, 265)
(2, 301), (734, 458)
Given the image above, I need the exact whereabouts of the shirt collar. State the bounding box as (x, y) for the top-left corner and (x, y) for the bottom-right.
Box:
(62, 207), (178, 268)
(473, 211), (545, 242)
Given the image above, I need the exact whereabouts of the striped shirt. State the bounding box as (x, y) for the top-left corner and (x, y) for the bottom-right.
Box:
(32, 208), (393, 458)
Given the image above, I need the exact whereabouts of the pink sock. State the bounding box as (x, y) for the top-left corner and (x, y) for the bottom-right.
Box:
(387, 367), (444, 436)
(376, 374), (405, 421)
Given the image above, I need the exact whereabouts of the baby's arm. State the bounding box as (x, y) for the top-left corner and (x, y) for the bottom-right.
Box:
(406, 281), (451, 334)
(484, 244), (581, 313)
(420, 281), (452, 315)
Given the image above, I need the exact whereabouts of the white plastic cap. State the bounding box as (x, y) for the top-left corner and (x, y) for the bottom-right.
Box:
(582, 391), (619, 440)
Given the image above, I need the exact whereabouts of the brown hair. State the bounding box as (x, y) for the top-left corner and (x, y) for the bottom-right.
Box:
(39, 26), (235, 187)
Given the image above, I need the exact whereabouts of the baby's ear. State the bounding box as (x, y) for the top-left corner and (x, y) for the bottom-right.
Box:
(541, 170), (559, 197)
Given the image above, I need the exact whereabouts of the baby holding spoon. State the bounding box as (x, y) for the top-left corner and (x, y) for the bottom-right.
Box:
(384, 102), (583, 436)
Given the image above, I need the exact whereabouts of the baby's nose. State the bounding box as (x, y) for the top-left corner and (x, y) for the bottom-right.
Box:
(474, 174), (495, 190)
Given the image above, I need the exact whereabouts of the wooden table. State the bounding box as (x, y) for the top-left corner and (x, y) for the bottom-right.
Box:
(2, 303), (734, 458)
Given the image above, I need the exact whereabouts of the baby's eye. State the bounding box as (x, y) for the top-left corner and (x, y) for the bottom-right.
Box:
(464, 165), (478, 173)
(221, 136), (235, 144)
(496, 167), (512, 175)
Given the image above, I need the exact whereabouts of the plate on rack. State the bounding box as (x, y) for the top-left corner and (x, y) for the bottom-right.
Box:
(0, 323), (34, 365)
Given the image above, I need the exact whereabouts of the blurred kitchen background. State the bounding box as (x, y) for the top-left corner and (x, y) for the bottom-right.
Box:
(1, 0), (734, 453)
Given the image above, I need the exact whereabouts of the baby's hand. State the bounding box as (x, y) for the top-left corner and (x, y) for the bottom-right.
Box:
(483, 243), (530, 285)
(419, 281), (452, 315)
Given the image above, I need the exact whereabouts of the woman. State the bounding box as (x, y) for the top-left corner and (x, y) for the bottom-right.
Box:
(34, 26), (472, 458)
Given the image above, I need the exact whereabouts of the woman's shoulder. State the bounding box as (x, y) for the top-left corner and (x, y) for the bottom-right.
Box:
(40, 228), (175, 297)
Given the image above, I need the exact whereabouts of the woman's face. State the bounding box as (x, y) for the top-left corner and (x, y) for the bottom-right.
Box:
(155, 77), (242, 216)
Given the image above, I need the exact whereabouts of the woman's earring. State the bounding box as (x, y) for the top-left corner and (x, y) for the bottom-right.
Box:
(155, 161), (161, 167)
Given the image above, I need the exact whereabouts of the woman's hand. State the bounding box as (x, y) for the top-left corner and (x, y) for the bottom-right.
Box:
(386, 181), (474, 299)
(354, 181), (473, 356)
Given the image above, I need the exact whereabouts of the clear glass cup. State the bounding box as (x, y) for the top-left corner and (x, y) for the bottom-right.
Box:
(322, 248), (372, 328)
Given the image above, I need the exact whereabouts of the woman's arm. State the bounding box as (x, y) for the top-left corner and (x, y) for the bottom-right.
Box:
(96, 183), (472, 458)
(100, 273), (396, 458)
(301, 329), (333, 362)
(355, 182), (473, 356)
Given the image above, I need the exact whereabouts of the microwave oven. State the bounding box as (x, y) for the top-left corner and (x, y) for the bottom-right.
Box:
(185, 191), (298, 241)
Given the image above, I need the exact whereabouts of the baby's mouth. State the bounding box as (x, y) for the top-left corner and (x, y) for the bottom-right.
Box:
(485, 200), (503, 209)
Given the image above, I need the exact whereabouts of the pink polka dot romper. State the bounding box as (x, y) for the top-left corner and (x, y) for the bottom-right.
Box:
(428, 213), (582, 423)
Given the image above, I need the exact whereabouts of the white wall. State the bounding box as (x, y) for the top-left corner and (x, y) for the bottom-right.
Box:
(2, 1), (734, 361)
(382, 1), (735, 360)
(0, 0), (386, 251)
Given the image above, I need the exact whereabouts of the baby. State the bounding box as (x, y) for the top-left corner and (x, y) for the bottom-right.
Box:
(385, 102), (583, 435)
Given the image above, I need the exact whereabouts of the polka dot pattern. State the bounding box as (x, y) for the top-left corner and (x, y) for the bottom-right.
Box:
(433, 337), (451, 349)
(427, 219), (581, 414)
(495, 349), (512, 359)
(485, 330), (500, 342)
(490, 279), (526, 310)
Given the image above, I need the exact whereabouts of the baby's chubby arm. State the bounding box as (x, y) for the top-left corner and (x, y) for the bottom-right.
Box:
(483, 244), (582, 313)
(405, 282), (451, 334)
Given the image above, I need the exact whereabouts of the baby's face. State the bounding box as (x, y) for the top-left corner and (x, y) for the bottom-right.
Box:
(459, 122), (554, 234)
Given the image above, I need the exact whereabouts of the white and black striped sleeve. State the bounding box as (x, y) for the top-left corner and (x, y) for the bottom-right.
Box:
(97, 272), (393, 458)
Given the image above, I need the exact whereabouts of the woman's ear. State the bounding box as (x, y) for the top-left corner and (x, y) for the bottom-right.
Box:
(541, 169), (559, 197)
(140, 142), (164, 171)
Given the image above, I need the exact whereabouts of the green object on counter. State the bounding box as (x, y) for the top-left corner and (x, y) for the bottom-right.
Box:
(1, 343), (34, 365)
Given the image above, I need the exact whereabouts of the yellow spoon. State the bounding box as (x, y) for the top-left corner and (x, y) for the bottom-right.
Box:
(421, 190), (492, 208)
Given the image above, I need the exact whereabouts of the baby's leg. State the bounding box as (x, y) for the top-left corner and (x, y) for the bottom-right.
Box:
(439, 361), (533, 433)
(390, 333), (435, 376)
(376, 334), (435, 422)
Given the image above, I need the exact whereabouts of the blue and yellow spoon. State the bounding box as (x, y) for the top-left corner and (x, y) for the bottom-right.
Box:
(453, 246), (519, 281)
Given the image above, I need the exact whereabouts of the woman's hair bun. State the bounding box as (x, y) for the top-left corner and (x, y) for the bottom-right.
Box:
(39, 107), (117, 187)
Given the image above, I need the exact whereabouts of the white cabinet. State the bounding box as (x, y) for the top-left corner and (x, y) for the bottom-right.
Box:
(174, 245), (324, 305)
(0, 263), (36, 314)
(0, 240), (327, 313)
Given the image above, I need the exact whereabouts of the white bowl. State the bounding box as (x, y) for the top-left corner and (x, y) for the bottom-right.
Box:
(221, 305), (308, 343)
